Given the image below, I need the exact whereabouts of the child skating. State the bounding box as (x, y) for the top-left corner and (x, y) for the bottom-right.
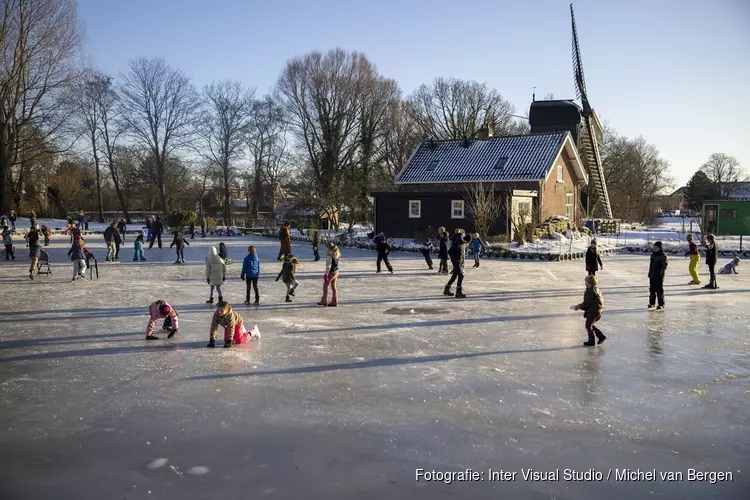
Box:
(470, 233), (486, 268)
(572, 275), (606, 346)
(240, 246), (260, 305)
(585, 238), (603, 276)
(312, 229), (321, 261)
(207, 300), (260, 348)
(67, 234), (87, 281)
(421, 238), (434, 270)
(374, 233), (393, 273)
(444, 229), (471, 298)
(718, 256), (740, 275)
(169, 230), (189, 264)
(133, 232), (146, 261)
(685, 234), (701, 284)
(276, 255), (301, 302)
(145, 300), (179, 340)
(318, 243), (340, 307)
(205, 246), (226, 304)
(648, 241), (668, 310)
(703, 234), (719, 289)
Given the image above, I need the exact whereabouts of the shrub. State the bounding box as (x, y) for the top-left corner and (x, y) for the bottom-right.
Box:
(167, 210), (197, 230)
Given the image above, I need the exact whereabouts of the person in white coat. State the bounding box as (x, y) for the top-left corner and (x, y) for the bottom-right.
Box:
(205, 246), (226, 304)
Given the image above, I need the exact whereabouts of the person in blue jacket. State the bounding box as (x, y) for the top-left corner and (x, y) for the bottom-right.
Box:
(470, 232), (487, 268)
(240, 245), (260, 305)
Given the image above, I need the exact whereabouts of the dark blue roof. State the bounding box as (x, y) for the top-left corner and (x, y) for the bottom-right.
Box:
(395, 132), (568, 184)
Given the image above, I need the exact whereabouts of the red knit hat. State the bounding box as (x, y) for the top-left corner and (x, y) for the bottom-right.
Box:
(159, 304), (171, 314)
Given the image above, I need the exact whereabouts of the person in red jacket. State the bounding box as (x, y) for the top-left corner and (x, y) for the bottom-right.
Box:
(145, 300), (179, 340)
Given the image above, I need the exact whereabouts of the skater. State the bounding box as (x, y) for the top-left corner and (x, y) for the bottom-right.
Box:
(444, 229), (471, 298)
(585, 238), (603, 276)
(149, 216), (163, 249)
(718, 256), (740, 274)
(647, 241), (668, 310)
(117, 218), (126, 242)
(9, 209), (16, 231)
(77, 210), (85, 229)
(438, 230), (449, 274)
(104, 222), (117, 262)
(27, 226), (40, 280)
(145, 300), (179, 340)
(470, 233), (486, 268)
(275, 255), (300, 303)
(40, 225), (52, 246)
(205, 246), (226, 304)
(29, 210), (36, 229)
(200, 217), (206, 238)
(374, 233), (393, 273)
(67, 235), (87, 281)
(685, 234), (701, 284)
(84, 216), (89, 231)
(189, 221), (195, 239)
(169, 230), (189, 264)
(133, 232), (147, 261)
(421, 238), (434, 270)
(278, 222), (291, 260)
(703, 234), (719, 289)
(312, 229), (321, 261)
(146, 216), (153, 242)
(573, 275), (606, 346)
(2, 228), (14, 260)
(0, 214), (7, 231)
(318, 242), (340, 307)
(240, 245), (260, 305)
(207, 300), (259, 348)
(113, 226), (123, 262)
(219, 242), (231, 264)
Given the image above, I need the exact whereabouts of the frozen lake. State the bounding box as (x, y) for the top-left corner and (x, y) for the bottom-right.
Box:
(0, 234), (748, 499)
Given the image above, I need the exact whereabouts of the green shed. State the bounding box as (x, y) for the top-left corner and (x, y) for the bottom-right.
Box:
(703, 200), (750, 235)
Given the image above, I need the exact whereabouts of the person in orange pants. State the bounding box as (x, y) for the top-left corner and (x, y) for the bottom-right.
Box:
(318, 243), (340, 307)
(685, 234), (701, 285)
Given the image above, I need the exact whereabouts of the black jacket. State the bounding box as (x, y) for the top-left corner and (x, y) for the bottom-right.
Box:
(448, 234), (467, 265)
(103, 226), (116, 242)
(375, 238), (391, 256)
(219, 243), (228, 259)
(170, 233), (189, 249)
(705, 242), (718, 266)
(153, 219), (163, 235)
(117, 221), (126, 232)
(438, 236), (449, 259)
(585, 247), (603, 271)
(648, 250), (668, 280)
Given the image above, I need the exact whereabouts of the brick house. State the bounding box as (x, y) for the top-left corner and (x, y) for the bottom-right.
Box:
(371, 130), (588, 239)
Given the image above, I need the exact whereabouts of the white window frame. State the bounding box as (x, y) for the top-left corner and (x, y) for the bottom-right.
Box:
(408, 200), (421, 218)
(451, 199), (465, 219)
(565, 193), (574, 219)
(557, 164), (564, 183)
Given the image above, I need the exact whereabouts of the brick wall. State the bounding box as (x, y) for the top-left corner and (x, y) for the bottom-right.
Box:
(540, 149), (579, 222)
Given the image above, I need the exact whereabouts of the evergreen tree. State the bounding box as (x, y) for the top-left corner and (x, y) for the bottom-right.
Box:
(684, 170), (719, 210)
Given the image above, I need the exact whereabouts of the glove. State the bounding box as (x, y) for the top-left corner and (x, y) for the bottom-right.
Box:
(206, 279), (210, 284)
(323, 274), (330, 282)
(275, 277), (279, 282)
(222, 277), (225, 282)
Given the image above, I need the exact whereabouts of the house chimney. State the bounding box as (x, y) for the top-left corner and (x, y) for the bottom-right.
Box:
(476, 125), (494, 139)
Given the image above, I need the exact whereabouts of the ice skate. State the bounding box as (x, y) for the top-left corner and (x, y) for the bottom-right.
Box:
(443, 286), (453, 296)
(218, 296), (223, 303)
(455, 288), (467, 299)
(243, 300), (250, 305)
(285, 295), (292, 303)
(317, 300), (327, 306)
(145, 335), (159, 340)
(597, 334), (607, 344)
(656, 305), (665, 311)
(583, 340), (596, 346)
(223, 342), (231, 348)
(167, 330), (176, 339)
(206, 297), (214, 304)
(647, 304), (655, 310)
(207, 340), (215, 348)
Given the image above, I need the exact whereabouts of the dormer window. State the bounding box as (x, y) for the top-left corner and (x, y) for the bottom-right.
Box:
(494, 157), (509, 170)
(426, 159), (438, 171)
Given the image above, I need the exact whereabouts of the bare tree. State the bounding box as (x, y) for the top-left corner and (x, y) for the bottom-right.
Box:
(197, 80), (254, 225)
(700, 153), (745, 198)
(119, 58), (199, 213)
(378, 101), (422, 188)
(465, 183), (504, 240)
(0, 0), (82, 213)
(276, 49), (366, 220)
(406, 78), (516, 140)
(247, 95), (285, 219)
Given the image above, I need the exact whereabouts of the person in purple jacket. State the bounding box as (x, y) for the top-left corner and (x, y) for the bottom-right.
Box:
(67, 234), (87, 281)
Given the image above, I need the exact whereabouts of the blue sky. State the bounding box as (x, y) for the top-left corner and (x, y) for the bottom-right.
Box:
(78, 0), (749, 187)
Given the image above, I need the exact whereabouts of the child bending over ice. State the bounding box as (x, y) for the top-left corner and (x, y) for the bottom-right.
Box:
(145, 300), (179, 340)
(718, 257), (740, 275)
(207, 300), (260, 348)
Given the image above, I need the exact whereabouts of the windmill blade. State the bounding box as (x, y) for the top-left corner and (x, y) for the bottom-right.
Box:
(570, 3), (591, 112)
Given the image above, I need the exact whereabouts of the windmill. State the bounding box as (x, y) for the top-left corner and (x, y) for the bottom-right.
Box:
(570, 3), (612, 219)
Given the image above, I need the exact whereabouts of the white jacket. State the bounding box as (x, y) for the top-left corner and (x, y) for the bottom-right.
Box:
(205, 246), (226, 286)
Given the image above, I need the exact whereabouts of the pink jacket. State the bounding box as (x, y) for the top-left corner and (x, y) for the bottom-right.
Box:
(146, 301), (179, 336)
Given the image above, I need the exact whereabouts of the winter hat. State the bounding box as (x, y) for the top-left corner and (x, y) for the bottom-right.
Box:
(686, 234), (693, 241)
(159, 304), (171, 315)
(462, 234), (471, 243)
(654, 241), (663, 249)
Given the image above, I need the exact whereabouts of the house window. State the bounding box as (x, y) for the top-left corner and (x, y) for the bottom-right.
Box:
(720, 209), (737, 218)
(451, 200), (464, 219)
(409, 200), (421, 218)
(566, 193), (574, 219)
(557, 164), (564, 183)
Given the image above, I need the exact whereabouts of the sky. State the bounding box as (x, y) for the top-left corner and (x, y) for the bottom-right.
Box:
(77, 0), (750, 188)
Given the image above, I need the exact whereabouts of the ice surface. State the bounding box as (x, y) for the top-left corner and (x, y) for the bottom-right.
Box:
(0, 233), (748, 499)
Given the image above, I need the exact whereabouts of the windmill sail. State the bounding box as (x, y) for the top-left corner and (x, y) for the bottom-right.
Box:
(570, 3), (612, 219)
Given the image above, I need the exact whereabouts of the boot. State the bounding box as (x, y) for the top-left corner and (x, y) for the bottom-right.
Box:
(146, 335), (159, 340)
(285, 295), (292, 303)
(583, 332), (595, 346)
(328, 300), (338, 307)
(254, 297), (259, 305)
(243, 300), (250, 305)
(207, 340), (215, 348)
(218, 296), (223, 303)
(455, 288), (466, 299)
(223, 342), (231, 348)
(443, 286), (453, 296)
(317, 300), (327, 306)
(206, 297), (214, 304)
(476, 262), (480, 268)
(595, 330), (606, 344)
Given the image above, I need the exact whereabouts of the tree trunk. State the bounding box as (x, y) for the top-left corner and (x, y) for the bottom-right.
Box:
(47, 186), (67, 218)
(253, 161), (262, 219)
(0, 141), (11, 214)
(92, 138), (105, 222)
(223, 161), (231, 226)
